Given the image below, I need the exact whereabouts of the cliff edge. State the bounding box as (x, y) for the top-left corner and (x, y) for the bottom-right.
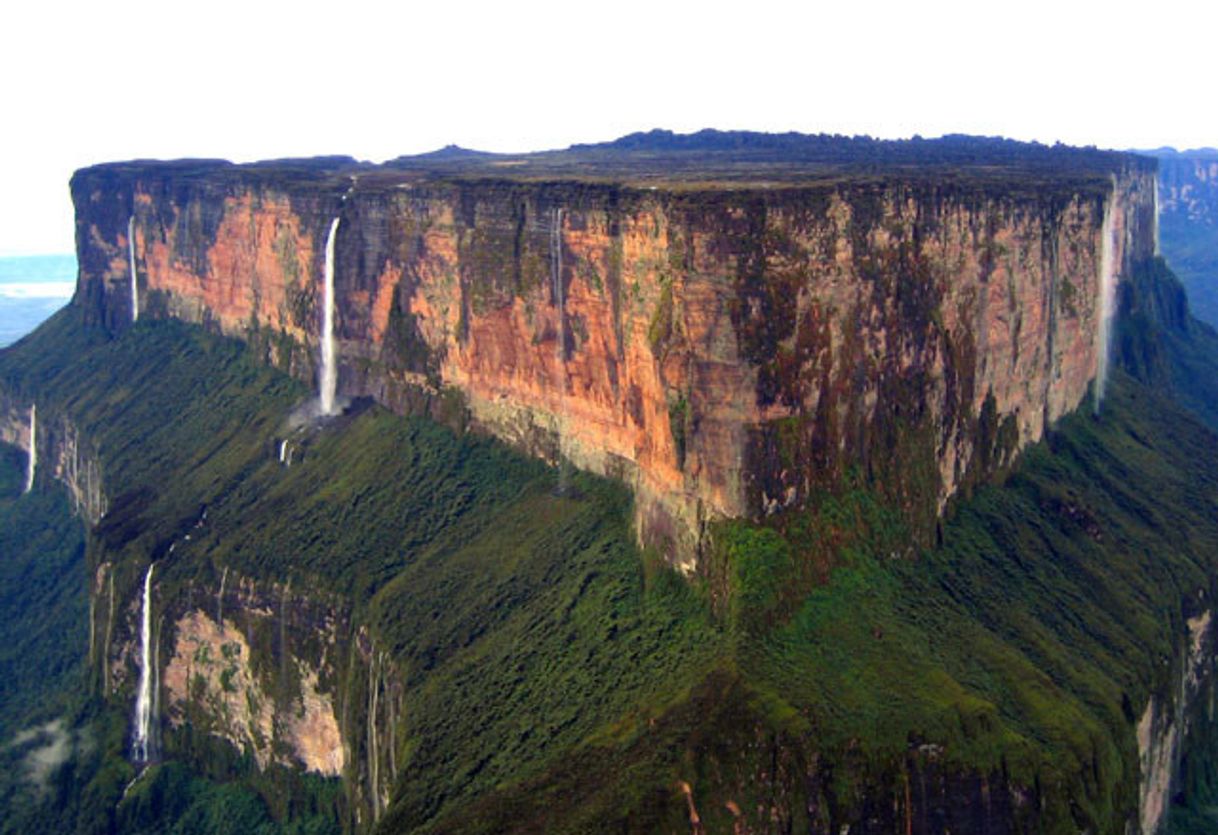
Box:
(69, 133), (1157, 568)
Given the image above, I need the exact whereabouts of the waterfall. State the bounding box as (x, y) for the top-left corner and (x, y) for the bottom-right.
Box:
(551, 208), (570, 495)
(278, 439), (289, 465)
(132, 564), (155, 762)
(1095, 182), (1118, 412)
(1153, 176), (1161, 257)
(319, 217), (341, 415)
(217, 566), (227, 632)
(127, 216), (139, 323)
(104, 573), (115, 692)
(551, 207), (566, 369)
(23, 404), (36, 494)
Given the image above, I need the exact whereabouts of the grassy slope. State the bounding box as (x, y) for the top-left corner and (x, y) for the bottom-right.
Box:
(0, 444), (87, 737)
(0, 313), (355, 835)
(0, 309), (720, 833)
(421, 260), (1218, 834)
(427, 369), (1218, 834)
(1125, 256), (1218, 834)
(0, 442), (88, 829)
(762, 376), (1216, 826)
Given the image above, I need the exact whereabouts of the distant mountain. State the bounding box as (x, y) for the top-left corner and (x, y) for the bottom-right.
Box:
(391, 144), (497, 162)
(1142, 148), (1218, 327)
(375, 129), (1142, 187)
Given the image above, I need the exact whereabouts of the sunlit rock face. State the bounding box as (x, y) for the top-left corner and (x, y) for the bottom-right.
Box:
(97, 567), (349, 778)
(162, 608), (344, 776)
(70, 151), (1155, 567)
(0, 394), (107, 522)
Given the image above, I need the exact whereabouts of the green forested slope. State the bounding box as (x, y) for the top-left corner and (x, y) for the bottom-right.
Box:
(1160, 217), (1218, 328)
(424, 365), (1218, 833)
(0, 442), (88, 826)
(0, 444), (87, 737)
(0, 311), (719, 833)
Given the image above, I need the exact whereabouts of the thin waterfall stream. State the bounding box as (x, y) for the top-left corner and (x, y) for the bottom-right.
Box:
(1153, 175), (1161, 257)
(1095, 179), (1118, 412)
(128, 216), (139, 323)
(132, 564), (155, 762)
(319, 217), (341, 415)
(551, 208), (571, 495)
(23, 404), (35, 494)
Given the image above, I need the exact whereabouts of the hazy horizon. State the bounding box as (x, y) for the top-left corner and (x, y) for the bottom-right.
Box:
(0, 254), (75, 346)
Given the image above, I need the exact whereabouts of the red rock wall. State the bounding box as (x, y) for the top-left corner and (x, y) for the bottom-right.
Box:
(71, 165), (1156, 568)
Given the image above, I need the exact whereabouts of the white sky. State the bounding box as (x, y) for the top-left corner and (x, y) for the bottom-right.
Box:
(2, 0), (1214, 256)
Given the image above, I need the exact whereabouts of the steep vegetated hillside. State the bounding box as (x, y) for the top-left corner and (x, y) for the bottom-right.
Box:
(0, 442), (88, 825)
(0, 254), (1216, 834)
(1116, 255), (1218, 428)
(419, 262), (1218, 835)
(0, 309), (718, 833)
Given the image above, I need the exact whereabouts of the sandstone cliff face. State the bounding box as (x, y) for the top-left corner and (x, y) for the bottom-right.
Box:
(92, 565), (350, 777)
(1138, 609), (1216, 835)
(0, 395), (107, 522)
(87, 559), (400, 824)
(159, 587), (345, 777)
(70, 160), (1156, 566)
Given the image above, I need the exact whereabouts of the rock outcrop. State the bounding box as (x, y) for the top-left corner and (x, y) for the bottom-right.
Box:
(1138, 609), (1216, 834)
(91, 564), (371, 790)
(0, 394), (107, 522)
(161, 601), (344, 777)
(69, 138), (1158, 567)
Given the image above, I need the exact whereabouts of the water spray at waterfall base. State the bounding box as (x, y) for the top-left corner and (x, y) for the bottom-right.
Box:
(132, 564), (155, 763)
